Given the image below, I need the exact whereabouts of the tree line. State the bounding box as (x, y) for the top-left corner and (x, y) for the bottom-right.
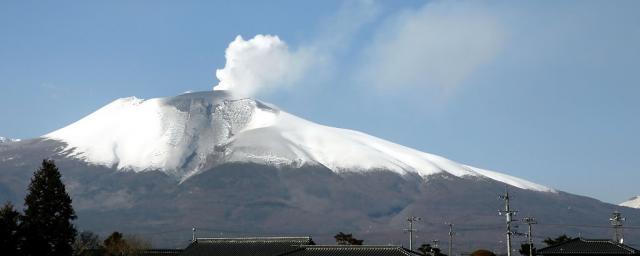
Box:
(0, 160), (76, 256)
(0, 159), (148, 256)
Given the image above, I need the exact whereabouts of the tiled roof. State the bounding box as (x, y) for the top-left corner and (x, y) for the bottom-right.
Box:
(138, 249), (184, 256)
(79, 248), (183, 256)
(277, 245), (424, 256)
(180, 236), (314, 256)
(537, 238), (640, 255)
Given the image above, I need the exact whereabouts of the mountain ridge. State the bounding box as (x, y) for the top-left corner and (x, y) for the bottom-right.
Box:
(0, 136), (20, 144)
(621, 196), (640, 208)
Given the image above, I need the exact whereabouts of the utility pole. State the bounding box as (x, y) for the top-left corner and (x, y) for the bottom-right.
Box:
(499, 186), (518, 256)
(192, 227), (197, 242)
(522, 217), (537, 256)
(445, 222), (454, 256)
(432, 240), (440, 256)
(405, 216), (421, 251)
(609, 211), (625, 243)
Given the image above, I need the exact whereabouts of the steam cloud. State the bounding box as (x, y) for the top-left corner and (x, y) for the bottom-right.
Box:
(212, 1), (503, 99)
(213, 35), (311, 97)
(357, 1), (503, 90)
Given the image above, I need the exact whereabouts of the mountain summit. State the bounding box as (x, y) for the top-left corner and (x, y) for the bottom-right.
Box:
(45, 91), (551, 191)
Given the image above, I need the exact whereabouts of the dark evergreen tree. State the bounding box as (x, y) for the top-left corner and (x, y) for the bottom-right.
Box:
(470, 249), (496, 256)
(418, 243), (447, 256)
(543, 234), (572, 246)
(519, 243), (536, 256)
(334, 232), (363, 245)
(0, 201), (21, 255)
(102, 231), (150, 256)
(21, 159), (77, 256)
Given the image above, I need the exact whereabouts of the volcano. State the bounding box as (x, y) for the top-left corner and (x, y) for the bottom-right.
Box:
(0, 91), (638, 251)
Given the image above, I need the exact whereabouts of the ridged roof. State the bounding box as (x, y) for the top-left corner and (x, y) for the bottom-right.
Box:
(180, 237), (314, 256)
(137, 249), (184, 256)
(277, 245), (423, 256)
(79, 249), (182, 256)
(537, 238), (640, 255)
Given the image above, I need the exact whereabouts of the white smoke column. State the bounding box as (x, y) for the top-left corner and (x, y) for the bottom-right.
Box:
(213, 35), (311, 97)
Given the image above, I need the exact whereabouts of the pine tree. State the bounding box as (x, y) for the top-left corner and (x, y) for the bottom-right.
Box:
(519, 243), (536, 256)
(21, 159), (77, 256)
(334, 232), (363, 245)
(543, 234), (572, 246)
(419, 243), (447, 256)
(0, 201), (21, 255)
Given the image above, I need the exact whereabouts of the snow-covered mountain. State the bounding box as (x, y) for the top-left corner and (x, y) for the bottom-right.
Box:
(621, 196), (640, 208)
(3, 90), (638, 249)
(45, 91), (552, 192)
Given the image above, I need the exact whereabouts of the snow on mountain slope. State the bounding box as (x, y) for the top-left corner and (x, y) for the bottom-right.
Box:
(0, 137), (20, 143)
(621, 196), (640, 208)
(44, 91), (554, 192)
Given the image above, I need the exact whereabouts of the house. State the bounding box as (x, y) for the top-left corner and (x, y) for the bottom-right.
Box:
(179, 236), (315, 256)
(277, 245), (424, 256)
(537, 238), (640, 256)
(178, 237), (425, 256)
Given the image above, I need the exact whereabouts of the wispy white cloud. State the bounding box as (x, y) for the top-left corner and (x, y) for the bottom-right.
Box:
(314, 0), (380, 52)
(356, 1), (504, 91)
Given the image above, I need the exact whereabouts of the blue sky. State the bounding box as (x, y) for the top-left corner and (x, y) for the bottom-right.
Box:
(1, 0), (639, 204)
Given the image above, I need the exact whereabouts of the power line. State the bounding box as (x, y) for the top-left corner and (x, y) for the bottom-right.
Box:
(536, 223), (640, 229)
(130, 228), (190, 236)
(455, 226), (504, 232)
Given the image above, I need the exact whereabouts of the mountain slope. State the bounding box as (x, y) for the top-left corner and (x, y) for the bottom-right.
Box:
(44, 91), (552, 191)
(621, 196), (640, 208)
(0, 137), (20, 144)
